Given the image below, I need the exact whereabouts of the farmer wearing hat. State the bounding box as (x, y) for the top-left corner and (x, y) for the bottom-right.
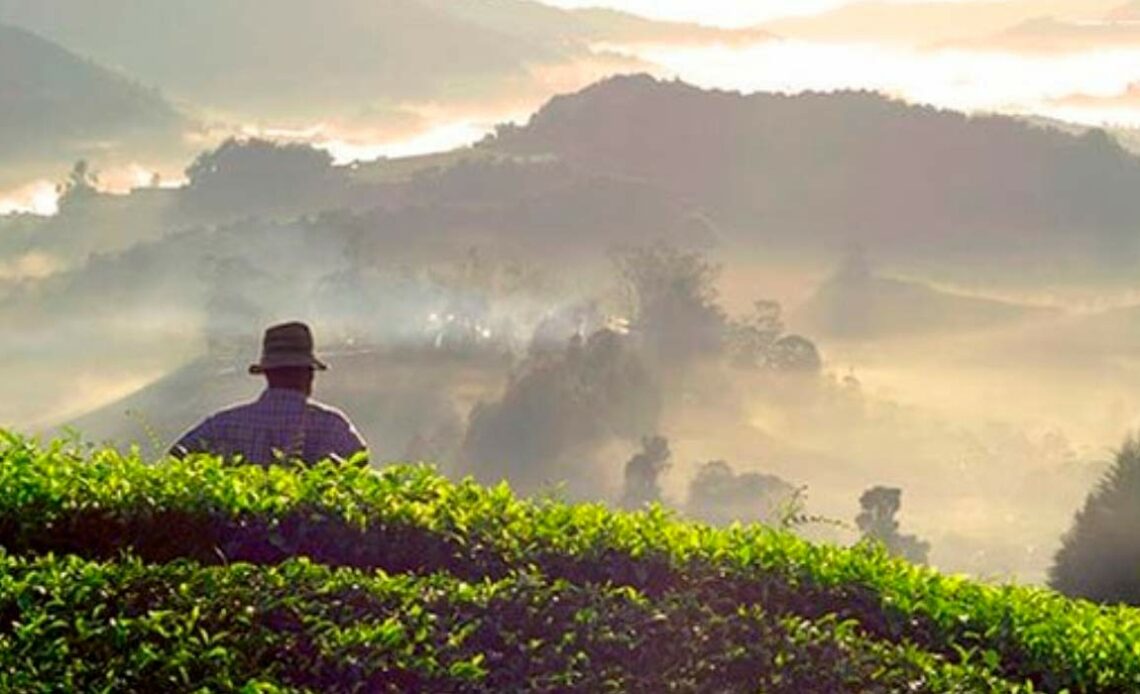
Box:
(171, 322), (367, 464)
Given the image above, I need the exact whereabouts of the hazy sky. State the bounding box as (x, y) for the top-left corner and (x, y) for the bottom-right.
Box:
(540, 0), (925, 27)
(569, 0), (1140, 130)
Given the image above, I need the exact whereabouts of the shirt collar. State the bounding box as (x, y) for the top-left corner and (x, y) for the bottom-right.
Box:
(259, 387), (310, 404)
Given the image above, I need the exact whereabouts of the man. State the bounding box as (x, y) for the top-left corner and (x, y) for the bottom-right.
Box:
(171, 321), (367, 465)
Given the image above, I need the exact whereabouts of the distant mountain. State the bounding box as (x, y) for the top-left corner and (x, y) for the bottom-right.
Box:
(0, 0), (760, 121)
(424, 0), (772, 45)
(0, 0), (550, 117)
(488, 75), (1140, 274)
(986, 14), (1140, 51)
(0, 23), (181, 160)
(946, 0), (1140, 52)
(793, 252), (1057, 339)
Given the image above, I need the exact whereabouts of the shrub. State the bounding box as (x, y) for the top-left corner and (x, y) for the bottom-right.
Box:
(1, 433), (1139, 691)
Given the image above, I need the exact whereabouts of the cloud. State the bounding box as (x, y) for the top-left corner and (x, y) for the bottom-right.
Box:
(1106, 1), (1140, 21)
(1054, 82), (1140, 108)
(538, 0), (849, 28)
(0, 180), (59, 216)
(976, 16), (1140, 53)
(1044, 83), (1140, 128)
(758, 0), (1121, 46)
(0, 251), (61, 280)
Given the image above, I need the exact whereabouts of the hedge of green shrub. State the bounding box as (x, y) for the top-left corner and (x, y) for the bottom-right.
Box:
(0, 554), (1014, 693)
(1, 434), (1138, 692)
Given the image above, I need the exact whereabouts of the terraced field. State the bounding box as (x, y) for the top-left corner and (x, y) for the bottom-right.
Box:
(0, 432), (1137, 692)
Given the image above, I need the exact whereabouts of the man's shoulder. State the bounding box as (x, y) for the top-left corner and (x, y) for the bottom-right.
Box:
(201, 399), (264, 425)
(305, 399), (355, 426)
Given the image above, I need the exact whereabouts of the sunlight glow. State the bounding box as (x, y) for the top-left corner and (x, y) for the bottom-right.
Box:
(608, 40), (1140, 127)
(0, 180), (60, 217)
(237, 117), (525, 166)
(537, 0), (853, 27)
(320, 120), (500, 165)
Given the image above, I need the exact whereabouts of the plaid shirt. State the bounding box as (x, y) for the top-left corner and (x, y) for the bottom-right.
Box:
(171, 388), (367, 465)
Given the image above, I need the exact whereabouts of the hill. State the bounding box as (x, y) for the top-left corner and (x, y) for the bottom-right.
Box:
(793, 253), (1058, 338)
(0, 22), (181, 162)
(0, 0), (557, 119)
(0, 435), (1136, 691)
(488, 75), (1140, 276)
(0, 0), (759, 121)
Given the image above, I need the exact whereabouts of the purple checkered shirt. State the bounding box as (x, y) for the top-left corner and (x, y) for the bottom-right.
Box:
(171, 388), (367, 465)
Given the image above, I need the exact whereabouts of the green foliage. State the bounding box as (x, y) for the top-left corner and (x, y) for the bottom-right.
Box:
(0, 554), (1009, 693)
(0, 433), (1138, 691)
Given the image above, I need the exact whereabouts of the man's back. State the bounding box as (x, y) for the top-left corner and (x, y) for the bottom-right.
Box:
(172, 388), (366, 465)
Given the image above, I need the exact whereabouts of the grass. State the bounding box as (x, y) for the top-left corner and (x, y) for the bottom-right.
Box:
(0, 432), (1137, 692)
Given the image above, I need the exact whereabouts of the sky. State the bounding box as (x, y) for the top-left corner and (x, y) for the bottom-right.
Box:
(572, 0), (1140, 130)
(540, 0), (855, 26)
(540, 0), (937, 27)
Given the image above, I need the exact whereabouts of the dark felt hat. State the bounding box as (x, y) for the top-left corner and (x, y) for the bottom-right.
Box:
(249, 322), (328, 374)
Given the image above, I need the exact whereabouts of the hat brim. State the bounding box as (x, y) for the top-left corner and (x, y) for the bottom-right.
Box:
(249, 356), (329, 374)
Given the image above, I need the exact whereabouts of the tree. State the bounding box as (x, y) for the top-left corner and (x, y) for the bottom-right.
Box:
(856, 486), (929, 564)
(182, 138), (343, 216)
(56, 159), (100, 212)
(767, 335), (823, 373)
(1051, 437), (1140, 604)
(462, 329), (662, 497)
(614, 242), (725, 364)
(686, 460), (796, 526)
(620, 435), (671, 509)
(726, 300), (823, 372)
(726, 300), (784, 369)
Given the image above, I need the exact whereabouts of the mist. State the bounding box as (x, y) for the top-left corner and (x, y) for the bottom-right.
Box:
(5, 1), (1140, 592)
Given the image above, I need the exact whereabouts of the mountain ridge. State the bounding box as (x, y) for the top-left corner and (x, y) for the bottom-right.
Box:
(0, 22), (182, 162)
(487, 74), (1140, 274)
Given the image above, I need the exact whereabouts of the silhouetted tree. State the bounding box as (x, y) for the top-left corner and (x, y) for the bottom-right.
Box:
(726, 300), (822, 372)
(821, 245), (874, 338)
(686, 460), (796, 526)
(1051, 437), (1140, 604)
(726, 300), (784, 369)
(614, 242), (725, 364)
(56, 159), (100, 212)
(767, 335), (823, 372)
(621, 435), (671, 509)
(462, 329), (662, 496)
(182, 138), (345, 217)
(856, 486), (929, 564)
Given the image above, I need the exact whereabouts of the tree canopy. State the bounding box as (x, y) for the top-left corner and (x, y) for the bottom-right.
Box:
(1051, 437), (1140, 604)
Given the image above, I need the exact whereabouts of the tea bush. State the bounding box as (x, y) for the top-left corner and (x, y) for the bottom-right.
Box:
(0, 554), (1015, 693)
(0, 433), (1137, 692)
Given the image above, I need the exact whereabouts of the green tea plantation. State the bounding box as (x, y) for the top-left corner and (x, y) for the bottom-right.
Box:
(0, 432), (1137, 692)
